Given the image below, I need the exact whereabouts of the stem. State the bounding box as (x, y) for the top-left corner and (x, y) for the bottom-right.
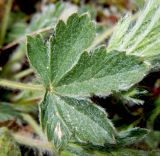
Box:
(0, 0), (12, 48)
(13, 133), (59, 156)
(2, 26), (54, 50)
(0, 79), (44, 91)
(13, 133), (52, 151)
(22, 113), (46, 141)
(14, 68), (34, 79)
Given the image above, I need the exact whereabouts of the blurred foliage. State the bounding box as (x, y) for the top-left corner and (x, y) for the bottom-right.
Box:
(0, 127), (21, 156)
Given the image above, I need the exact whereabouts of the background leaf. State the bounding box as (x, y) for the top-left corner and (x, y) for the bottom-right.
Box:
(0, 128), (21, 156)
(0, 103), (21, 122)
(108, 0), (160, 68)
(116, 127), (149, 146)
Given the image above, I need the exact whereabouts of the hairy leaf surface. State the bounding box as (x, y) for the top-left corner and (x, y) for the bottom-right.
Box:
(55, 46), (148, 97)
(108, 0), (160, 65)
(27, 13), (95, 87)
(116, 127), (149, 146)
(40, 92), (116, 149)
(27, 12), (152, 151)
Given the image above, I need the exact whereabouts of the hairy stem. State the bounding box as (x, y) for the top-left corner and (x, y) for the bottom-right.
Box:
(0, 0), (13, 48)
(2, 27), (54, 50)
(14, 68), (34, 79)
(13, 133), (52, 151)
(13, 133), (59, 156)
(0, 79), (44, 91)
(22, 114), (46, 141)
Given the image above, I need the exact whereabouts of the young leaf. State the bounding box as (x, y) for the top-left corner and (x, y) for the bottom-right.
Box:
(108, 14), (131, 51)
(108, 0), (160, 65)
(27, 13), (95, 87)
(40, 92), (116, 149)
(55, 46), (148, 97)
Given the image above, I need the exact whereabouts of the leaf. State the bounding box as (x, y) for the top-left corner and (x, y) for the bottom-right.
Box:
(5, 20), (27, 43)
(55, 46), (148, 97)
(108, 0), (160, 65)
(40, 92), (116, 149)
(0, 128), (21, 156)
(61, 143), (93, 156)
(135, 0), (145, 8)
(0, 103), (21, 122)
(27, 34), (50, 86)
(27, 3), (65, 33)
(27, 13), (95, 87)
(61, 144), (160, 156)
(78, 5), (97, 19)
(27, 11), (151, 152)
(116, 127), (149, 146)
(109, 149), (160, 156)
(108, 14), (132, 51)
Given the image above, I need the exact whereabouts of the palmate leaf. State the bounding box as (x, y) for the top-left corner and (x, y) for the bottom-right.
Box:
(40, 92), (116, 149)
(27, 13), (150, 150)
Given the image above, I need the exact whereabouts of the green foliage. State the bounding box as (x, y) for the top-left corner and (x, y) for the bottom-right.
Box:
(108, 0), (160, 67)
(0, 128), (21, 156)
(55, 48), (148, 97)
(27, 13), (95, 87)
(1, 0), (160, 155)
(24, 0), (160, 154)
(27, 12), (151, 152)
(61, 143), (160, 156)
(116, 127), (149, 146)
(6, 3), (65, 43)
(40, 92), (116, 149)
(0, 103), (21, 121)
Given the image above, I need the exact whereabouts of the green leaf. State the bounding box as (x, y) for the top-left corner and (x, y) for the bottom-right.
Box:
(108, 0), (160, 65)
(27, 3), (65, 33)
(0, 103), (21, 122)
(55, 46), (148, 97)
(108, 14), (131, 51)
(61, 143), (93, 156)
(0, 128), (21, 156)
(27, 13), (95, 87)
(40, 92), (116, 149)
(27, 34), (50, 86)
(61, 144), (160, 156)
(5, 20), (27, 43)
(116, 127), (149, 146)
(109, 149), (160, 156)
